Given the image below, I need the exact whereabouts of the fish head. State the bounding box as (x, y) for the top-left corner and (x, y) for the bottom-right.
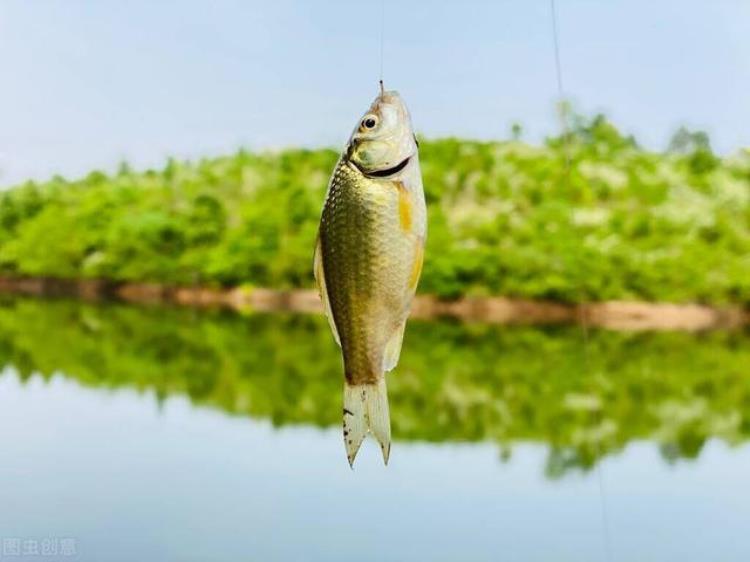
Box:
(346, 89), (417, 177)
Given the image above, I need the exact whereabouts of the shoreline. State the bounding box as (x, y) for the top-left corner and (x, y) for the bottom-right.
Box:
(0, 276), (746, 332)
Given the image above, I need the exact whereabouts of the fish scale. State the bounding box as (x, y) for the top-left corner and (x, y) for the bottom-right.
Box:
(321, 161), (413, 382)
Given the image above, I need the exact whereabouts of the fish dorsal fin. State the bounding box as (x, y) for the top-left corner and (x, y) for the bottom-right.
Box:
(313, 236), (341, 346)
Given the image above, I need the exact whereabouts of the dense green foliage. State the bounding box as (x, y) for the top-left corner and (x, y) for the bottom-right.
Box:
(1, 116), (748, 303)
(1, 297), (748, 476)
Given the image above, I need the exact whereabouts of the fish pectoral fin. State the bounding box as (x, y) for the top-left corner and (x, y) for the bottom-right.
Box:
(313, 236), (340, 346)
(409, 238), (425, 292)
(382, 321), (406, 373)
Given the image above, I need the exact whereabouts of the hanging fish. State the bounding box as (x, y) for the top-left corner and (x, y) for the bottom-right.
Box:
(314, 84), (426, 467)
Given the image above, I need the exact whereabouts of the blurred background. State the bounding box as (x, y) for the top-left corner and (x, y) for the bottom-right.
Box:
(0, 1), (748, 561)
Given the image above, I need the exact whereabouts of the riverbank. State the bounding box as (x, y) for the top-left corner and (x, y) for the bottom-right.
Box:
(0, 276), (746, 331)
(2, 131), (749, 307)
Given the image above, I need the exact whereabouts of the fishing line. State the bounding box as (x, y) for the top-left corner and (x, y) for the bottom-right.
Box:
(550, 0), (571, 170)
(550, 0), (565, 109)
(379, 0), (386, 85)
(548, 1), (613, 560)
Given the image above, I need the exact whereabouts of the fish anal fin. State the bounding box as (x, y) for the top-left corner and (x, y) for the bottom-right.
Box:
(382, 321), (406, 373)
(313, 237), (340, 346)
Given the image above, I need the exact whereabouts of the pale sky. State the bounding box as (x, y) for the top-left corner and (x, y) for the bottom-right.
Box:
(1, 0), (748, 186)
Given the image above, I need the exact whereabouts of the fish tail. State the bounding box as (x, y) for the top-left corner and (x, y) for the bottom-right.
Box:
(342, 378), (391, 467)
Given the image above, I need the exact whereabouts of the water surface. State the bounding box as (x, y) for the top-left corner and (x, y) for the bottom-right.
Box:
(0, 298), (748, 561)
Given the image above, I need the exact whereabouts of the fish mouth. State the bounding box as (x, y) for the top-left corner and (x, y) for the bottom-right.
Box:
(353, 156), (411, 178)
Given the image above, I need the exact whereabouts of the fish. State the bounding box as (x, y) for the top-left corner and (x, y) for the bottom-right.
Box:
(314, 84), (427, 467)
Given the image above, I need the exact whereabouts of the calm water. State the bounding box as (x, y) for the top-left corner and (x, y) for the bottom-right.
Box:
(0, 297), (748, 562)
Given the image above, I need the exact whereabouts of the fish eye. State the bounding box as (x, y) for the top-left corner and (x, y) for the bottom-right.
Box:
(361, 115), (378, 130)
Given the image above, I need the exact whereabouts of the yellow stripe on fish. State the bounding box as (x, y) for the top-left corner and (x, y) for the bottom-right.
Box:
(396, 181), (413, 232)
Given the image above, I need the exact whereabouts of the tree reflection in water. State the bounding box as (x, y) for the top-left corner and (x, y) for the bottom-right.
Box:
(0, 296), (747, 477)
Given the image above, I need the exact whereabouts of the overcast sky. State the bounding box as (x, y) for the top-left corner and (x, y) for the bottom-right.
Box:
(1, 0), (748, 186)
